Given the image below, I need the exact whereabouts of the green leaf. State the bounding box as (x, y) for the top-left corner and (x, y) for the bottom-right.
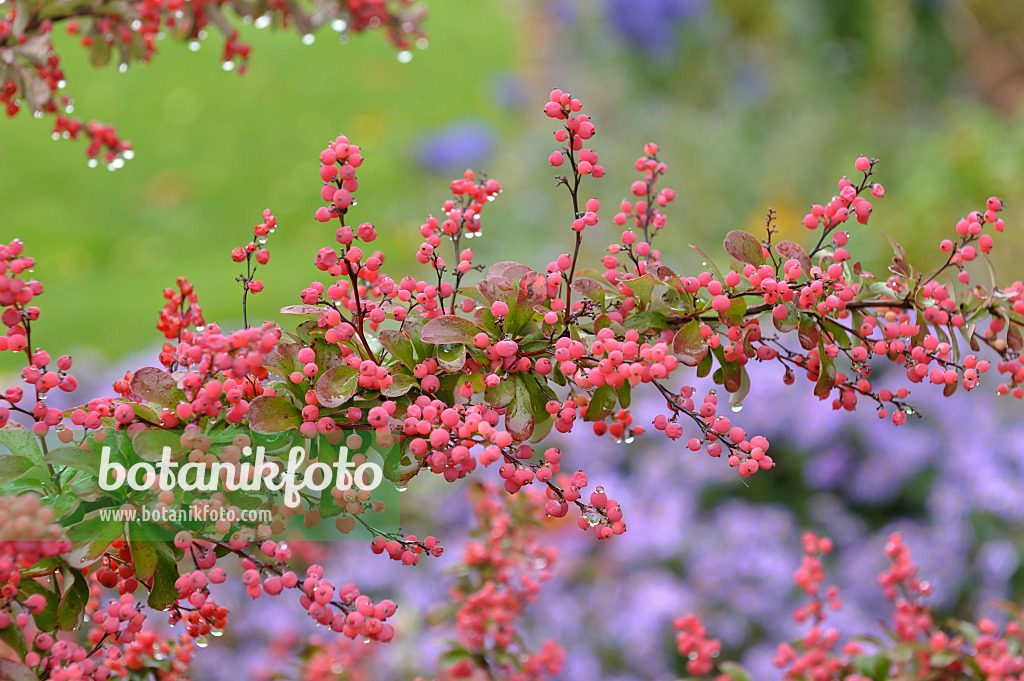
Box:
(383, 440), (421, 487)
(89, 36), (111, 68)
(718, 662), (752, 681)
(484, 377), (515, 408)
(63, 515), (124, 569)
(146, 541), (181, 611)
(772, 302), (799, 333)
(420, 316), (486, 345)
(0, 423), (43, 464)
(624, 273), (658, 307)
(436, 343), (467, 372)
(43, 445), (102, 476)
(0, 621), (27, 659)
(720, 296), (747, 327)
(696, 350), (713, 378)
(814, 341), (836, 399)
(56, 569), (89, 631)
(723, 230), (764, 265)
(853, 653), (890, 681)
(41, 492), (80, 518)
(381, 373), (416, 398)
(690, 244), (724, 280)
(616, 382), (631, 409)
(505, 376), (535, 441)
(128, 428), (186, 463)
(438, 647), (473, 669)
(378, 329), (417, 369)
(0, 455), (38, 485)
(127, 522), (162, 581)
(585, 384), (617, 422)
(248, 395), (302, 432)
(729, 366), (750, 409)
(718, 350), (743, 393)
(17, 578), (59, 631)
(314, 365), (360, 409)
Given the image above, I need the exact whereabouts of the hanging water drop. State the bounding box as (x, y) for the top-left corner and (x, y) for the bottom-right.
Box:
(118, 63), (128, 73)
(254, 14), (271, 29)
(731, 404), (743, 412)
(187, 40), (201, 51)
(396, 485), (407, 493)
(222, 61), (235, 71)
(331, 18), (348, 32)
(397, 50), (412, 64)
(301, 33), (315, 45)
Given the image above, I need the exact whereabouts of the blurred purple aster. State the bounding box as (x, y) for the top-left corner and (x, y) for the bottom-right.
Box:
(414, 120), (496, 174)
(603, 0), (705, 57)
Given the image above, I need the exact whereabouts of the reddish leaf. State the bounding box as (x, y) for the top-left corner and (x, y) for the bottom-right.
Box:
(774, 240), (811, 275)
(487, 261), (531, 282)
(129, 367), (185, 408)
(723, 230), (764, 266)
(672, 321), (708, 367)
(420, 316), (487, 345)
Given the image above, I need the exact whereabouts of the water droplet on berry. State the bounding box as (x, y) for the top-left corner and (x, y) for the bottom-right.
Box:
(187, 40), (201, 51)
(51, 133), (59, 141)
(583, 511), (600, 526)
(195, 636), (209, 648)
(87, 159), (98, 168)
(362, 636), (371, 644)
(397, 50), (412, 64)
(301, 33), (315, 45)
(254, 14), (271, 29)
(195, 325), (206, 333)
(416, 37), (428, 49)
(222, 61), (235, 71)
(123, 150), (135, 160)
